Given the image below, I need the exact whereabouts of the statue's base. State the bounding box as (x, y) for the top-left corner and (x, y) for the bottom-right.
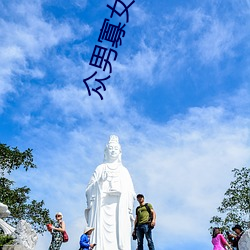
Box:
(1, 245), (26, 250)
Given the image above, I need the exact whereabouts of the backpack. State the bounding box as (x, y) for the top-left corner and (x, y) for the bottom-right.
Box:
(136, 203), (154, 229)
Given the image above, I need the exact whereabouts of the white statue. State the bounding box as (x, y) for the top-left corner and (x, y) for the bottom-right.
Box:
(0, 202), (11, 218)
(85, 135), (136, 250)
(239, 229), (250, 250)
(13, 220), (38, 250)
(0, 202), (15, 235)
(0, 203), (37, 250)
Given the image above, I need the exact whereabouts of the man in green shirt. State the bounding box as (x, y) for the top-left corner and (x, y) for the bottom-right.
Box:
(133, 194), (156, 250)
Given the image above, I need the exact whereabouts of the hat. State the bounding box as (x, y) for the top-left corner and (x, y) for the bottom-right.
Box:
(136, 194), (144, 198)
(55, 212), (63, 218)
(232, 225), (243, 231)
(84, 227), (94, 234)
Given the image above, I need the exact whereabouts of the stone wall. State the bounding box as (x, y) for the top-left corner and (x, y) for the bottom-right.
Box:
(1, 245), (26, 250)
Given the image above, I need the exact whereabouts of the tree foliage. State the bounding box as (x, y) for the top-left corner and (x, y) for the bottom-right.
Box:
(210, 167), (250, 232)
(0, 234), (14, 246)
(0, 144), (36, 175)
(0, 143), (52, 233)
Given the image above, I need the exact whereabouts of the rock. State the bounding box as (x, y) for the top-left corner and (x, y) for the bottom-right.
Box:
(238, 229), (250, 250)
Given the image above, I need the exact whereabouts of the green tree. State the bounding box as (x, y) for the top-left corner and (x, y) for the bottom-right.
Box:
(210, 167), (250, 232)
(0, 143), (52, 233)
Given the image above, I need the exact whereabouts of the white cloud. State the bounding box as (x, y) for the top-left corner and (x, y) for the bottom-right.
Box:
(130, 4), (150, 26)
(188, 8), (210, 33)
(116, 6), (240, 89)
(0, 1), (74, 110)
(128, 44), (158, 85)
(196, 20), (235, 63)
(47, 83), (126, 120)
(73, 0), (88, 9)
(1, 2), (73, 58)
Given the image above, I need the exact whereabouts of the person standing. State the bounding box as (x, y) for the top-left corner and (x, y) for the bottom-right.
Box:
(48, 212), (66, 250)
(211, 227), (232, 250)
(79, 227), (96, 250)
(231, 225), (244, 250)
(133, 194), (156, 250)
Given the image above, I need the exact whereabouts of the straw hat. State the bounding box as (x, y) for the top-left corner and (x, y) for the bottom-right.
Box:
(84, 227), (94, 234)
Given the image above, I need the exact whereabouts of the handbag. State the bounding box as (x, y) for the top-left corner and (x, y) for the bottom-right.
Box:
(62, 231), (69, 242)
(46, 224), (52, 232)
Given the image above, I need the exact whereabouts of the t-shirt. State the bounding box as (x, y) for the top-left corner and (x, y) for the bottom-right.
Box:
(136, 203), (153, 225)
(212, 234), (227, 250)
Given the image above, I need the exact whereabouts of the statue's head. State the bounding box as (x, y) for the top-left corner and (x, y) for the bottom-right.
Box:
(104, 135), (122, 163)
(0, 202), (10, 218)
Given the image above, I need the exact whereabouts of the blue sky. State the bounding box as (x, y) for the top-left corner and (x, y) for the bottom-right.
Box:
(1, 0), (250, 249)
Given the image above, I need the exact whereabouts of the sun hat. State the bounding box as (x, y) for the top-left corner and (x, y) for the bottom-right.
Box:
(84, 227), (95, 234)
(55, 212), (63, 218)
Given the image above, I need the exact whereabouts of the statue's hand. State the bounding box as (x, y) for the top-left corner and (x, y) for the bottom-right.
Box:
(86, 195), (95, 209)
(101, 171), (108, 181)
(129, 213), (135, 222)
(88, 201), (93, 208)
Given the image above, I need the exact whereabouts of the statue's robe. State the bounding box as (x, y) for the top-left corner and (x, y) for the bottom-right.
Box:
(85, 163), (136, 250)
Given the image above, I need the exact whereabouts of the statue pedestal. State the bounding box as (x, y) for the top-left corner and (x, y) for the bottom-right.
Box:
(2, 245), (26, 250)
